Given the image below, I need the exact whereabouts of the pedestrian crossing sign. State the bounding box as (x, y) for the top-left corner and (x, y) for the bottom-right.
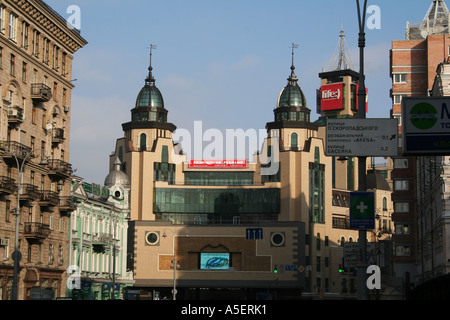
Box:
(350, 192), (375, 230)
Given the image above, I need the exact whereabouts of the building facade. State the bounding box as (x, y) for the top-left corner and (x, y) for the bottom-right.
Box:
(390, 0), (450, 295)
(0, 0), (86, 299)
(67, 161), (134, 300)
(108, 43), (394, 299)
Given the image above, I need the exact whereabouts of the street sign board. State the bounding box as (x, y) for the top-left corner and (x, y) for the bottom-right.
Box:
(344, 242), (385, 268)
(325, 118), (398, 157)
(246, 228), (263, 240)
(402, 97), (450, 155)
(349, 192), (375, 230)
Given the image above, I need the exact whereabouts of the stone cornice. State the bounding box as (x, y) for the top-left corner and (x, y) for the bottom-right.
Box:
(7, 0), (87, 54)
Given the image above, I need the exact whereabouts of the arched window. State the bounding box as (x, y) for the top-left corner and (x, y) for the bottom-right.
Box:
(140, 133), (147, 151)
(383, 197), (387, 211)
(291, 132), (298, 150)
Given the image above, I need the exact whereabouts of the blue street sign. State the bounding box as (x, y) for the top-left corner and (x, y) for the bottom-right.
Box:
(246, 228), (263, 240)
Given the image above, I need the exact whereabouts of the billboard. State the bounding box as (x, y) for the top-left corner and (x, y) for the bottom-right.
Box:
(320, 83), (344, 111)
(189, 159), (247, 168)
(200, 253), (230, 270)
(402, 97), (450, 155)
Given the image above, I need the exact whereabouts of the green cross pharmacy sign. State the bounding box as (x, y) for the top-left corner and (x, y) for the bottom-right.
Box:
(350, 192), (375, 230)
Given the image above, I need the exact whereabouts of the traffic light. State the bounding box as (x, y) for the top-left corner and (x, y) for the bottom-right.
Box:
(339, 264), (344, 273)
(273, 264), (278, 274)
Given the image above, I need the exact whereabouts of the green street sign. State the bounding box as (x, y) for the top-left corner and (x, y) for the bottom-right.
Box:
(350, 192), (375, 230)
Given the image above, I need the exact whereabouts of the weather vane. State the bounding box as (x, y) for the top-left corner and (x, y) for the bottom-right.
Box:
(290, 43), (299, 66)
(146, 44), (157, 84)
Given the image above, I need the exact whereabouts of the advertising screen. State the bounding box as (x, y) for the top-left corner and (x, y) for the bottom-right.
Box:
(200, 253), (230, 270)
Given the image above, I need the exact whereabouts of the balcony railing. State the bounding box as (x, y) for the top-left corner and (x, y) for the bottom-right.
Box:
(0, 141), (32, 161)
(39, 190), (60, 207)
(92, 233), (114, 246)
(0, 176), (16, 194)
(31, 83), (52, 102)
(24, 222), (51, 239)
(52, 128), (65, 144)
(47, 159), (72, 177)
(19, 184), (40, 201)
(59, 196), (77, 212)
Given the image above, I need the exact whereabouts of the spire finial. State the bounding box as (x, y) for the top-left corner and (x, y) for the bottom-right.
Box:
(146, 44), (157, 85)
(288, 43), (299, 84)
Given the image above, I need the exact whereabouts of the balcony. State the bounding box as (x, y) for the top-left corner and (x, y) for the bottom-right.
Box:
(24, 222), (51, 240)
(52, 128), (65, 145)
(30, 83), (52, 102)
(58, 196), (77, 213)
(7, 106), (24, 126)
(92, 233), (113, 252)
(0, 141), (32, 162)
(19, 184), (40, 202)
(47, 159), (72, 178)
(0, 176), (16, 194)
(39, 190), (60, 207)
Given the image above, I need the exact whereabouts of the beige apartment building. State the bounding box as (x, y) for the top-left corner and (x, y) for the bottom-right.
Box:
(107, 41), (394, 299)
(0, 0), (86, 299)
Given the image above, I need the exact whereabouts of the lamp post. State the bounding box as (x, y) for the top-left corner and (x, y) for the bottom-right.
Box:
(11, 147), (33, 300)
(356, 0), (369, 300)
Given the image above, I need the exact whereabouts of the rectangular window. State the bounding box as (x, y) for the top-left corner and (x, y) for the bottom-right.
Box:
(394, 202), (409, 212)
(394, 180), (409, 191)
(10, 54), (14, 76)
(393, 95), (404, 105)
(395, 245), (410, 256)
(32, 30), (40, 57)
(393, 73), (407, 83)
(8, 13), (17, 41)
(0, 6), (5, 34)
(22, 62), (27, 82)
(62, 52), (67, 76)
(21, 21), (29, 49)
(394, 158), (408, 169)
(395, 223), (410, 235)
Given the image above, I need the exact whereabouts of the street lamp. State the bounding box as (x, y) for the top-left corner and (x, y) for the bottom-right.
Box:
(11, 147), (34, 300)
(356, 0), (369, 301)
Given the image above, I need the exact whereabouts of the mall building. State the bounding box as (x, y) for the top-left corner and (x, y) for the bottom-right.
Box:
(106, 43), (393, 299)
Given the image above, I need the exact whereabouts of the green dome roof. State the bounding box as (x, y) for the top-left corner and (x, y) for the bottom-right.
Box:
(278, 84), (306, 107)
(277, 65), (307, 108)
(136, 84), (164, 108)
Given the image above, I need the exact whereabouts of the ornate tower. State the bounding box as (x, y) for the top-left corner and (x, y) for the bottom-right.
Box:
(121, 46), (176, 153)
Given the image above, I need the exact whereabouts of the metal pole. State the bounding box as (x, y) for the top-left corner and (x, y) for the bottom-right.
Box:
(356, 0), (369, 300)
(111, 214), (116, 300)
(12, 149), (32, 300)
(173, 235), (177, 300)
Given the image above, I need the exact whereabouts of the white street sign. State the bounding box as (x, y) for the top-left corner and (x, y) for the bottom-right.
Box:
(325, 118), (398, 157)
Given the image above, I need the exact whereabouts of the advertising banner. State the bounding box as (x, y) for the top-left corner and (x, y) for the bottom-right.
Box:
(402, 97), (450, 155)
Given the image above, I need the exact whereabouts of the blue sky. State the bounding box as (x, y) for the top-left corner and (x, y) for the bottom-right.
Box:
(43, 0), (433, 184)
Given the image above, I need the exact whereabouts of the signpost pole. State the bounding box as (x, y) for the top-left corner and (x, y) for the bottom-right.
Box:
(356, 0), (369, 300)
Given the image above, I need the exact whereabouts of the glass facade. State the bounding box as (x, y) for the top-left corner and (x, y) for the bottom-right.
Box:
(154, 188), (280, 215)
(184, 171), (254, 186)
(310, 147), (325, 223)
